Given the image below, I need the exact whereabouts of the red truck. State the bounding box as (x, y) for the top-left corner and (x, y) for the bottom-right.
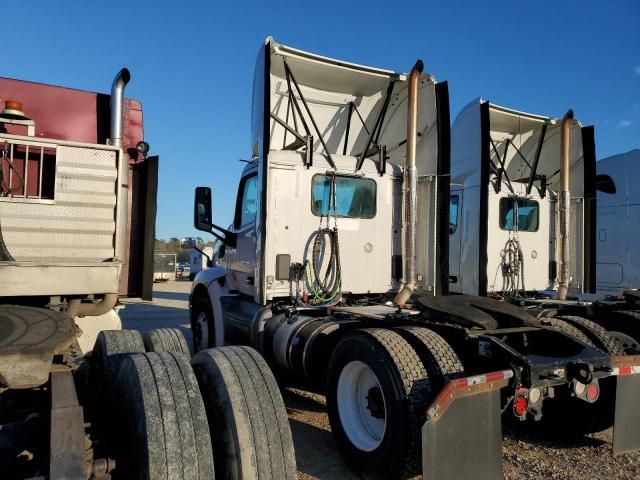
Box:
(0, 71), (294, 479)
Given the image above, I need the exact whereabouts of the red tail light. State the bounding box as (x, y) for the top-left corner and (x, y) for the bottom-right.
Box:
(586, 383), (599, 402)
(513, 395), (529, 417)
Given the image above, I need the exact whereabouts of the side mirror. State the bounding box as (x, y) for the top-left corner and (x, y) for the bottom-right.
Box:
(595, 174), (616, 194)
(194, 187), (213, 232)
(181, 237), (197, 249)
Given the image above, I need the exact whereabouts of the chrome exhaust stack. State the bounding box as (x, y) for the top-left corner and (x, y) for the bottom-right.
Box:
(555, 109), (574, 300)
(394, 60), (423, 307)
(109, 68), (131, 147)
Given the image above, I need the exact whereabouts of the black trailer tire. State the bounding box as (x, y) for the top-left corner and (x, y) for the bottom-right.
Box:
(191, 346), (296, 480)
(542, 318), (597, 348)
(93, 329), (145, 385)
(395, 326), (464, 390)
(111, 352), (214, 480)
(143, 328), (191, 356)
(191, 295), (215, 353)
(326, 328), (431, 480)
(557, 315), (625, 355)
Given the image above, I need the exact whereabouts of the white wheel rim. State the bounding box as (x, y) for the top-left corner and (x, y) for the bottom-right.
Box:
(337, 360), (387, 452)
(195, 312), (209, 351)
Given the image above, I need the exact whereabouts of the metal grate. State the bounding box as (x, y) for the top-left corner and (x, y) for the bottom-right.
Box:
(1, 140), (57, 201)
(416, 176), (437, 292)
(569, 198), (584, 292)
(0, 141), (118, 263)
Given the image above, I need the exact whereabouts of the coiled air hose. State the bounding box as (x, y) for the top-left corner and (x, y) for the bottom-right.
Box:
(303, 227), (342, 305)
(501, 235), (526, 298)
(297, 174), (342, 306)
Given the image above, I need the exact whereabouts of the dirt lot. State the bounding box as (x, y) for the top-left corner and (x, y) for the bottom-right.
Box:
(120, 280), (640, 479)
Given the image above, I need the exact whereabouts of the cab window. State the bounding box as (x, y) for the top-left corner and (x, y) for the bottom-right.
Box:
(499, 197), (539, 232)
(311, 175), (376, 219)
(235, 174), (258, 227)
(450, 195), (459, 234)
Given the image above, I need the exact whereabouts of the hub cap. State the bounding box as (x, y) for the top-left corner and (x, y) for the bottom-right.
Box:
(337, 360), (387, 452)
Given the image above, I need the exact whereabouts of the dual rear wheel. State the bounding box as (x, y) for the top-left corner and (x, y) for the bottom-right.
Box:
(92, 328), (296, 479)
(327, 327), (464, 480)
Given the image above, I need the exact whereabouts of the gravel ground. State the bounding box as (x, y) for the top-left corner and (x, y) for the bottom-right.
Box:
(121, 280), (640, 480)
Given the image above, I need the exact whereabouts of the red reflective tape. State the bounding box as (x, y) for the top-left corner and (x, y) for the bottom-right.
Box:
(613, 365), (640, 376)
(427, 383), (454, 418)
(485, 370), (511, 383)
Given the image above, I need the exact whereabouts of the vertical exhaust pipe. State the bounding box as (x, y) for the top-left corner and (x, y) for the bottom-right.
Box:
(555, 109), (574, 300)
(109, 68), (131, 147)
(395, 60), (423, 307)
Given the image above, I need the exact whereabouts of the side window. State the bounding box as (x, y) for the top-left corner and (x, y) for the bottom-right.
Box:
(450, 195), (459, 234)
(235, 174), (258, 228)
(499, 197), (539, 232)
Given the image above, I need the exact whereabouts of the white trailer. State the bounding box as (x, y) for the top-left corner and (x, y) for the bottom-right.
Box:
(595, 149), (640, 294)
(188, 246), (214, 279)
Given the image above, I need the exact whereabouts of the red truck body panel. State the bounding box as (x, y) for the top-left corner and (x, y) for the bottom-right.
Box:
(0, 77), (154, 297)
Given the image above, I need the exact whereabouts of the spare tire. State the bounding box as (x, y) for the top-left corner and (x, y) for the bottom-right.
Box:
(142, 328), (191, 356)
(192, 346), (296, 480)
(110, 352), (214, 480)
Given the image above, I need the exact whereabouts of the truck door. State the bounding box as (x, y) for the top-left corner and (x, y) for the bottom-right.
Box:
(227, 172), (258, 298)
(449, 193), (462, 291)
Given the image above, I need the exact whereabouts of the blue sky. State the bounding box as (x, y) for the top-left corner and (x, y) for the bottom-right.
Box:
(3, 1), (639, 240)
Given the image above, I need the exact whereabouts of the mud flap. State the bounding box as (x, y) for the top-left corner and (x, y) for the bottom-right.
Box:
(422, 370), (512, 480)
(612, 356), (640, 454)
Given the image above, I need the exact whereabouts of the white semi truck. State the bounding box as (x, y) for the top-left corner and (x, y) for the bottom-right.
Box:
(596, 149), (640, 294)
(189, 38), (640, 480)
(0, 70), (294, 479)
(449, 100), (640, 356)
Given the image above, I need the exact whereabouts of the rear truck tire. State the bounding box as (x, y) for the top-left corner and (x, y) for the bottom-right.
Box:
(538, 316), (621, 435)
(110, 352), (214, 479)
(540, 317), (597, 348)
(605, 310), (640, 354)
(326, 328), (431, 480)
(191, 295), (215, 353)
(93, 329), (145, 386)
(556, 315), (625, 355)
(191, 345), (296, 480)
(143, 328), (191, 356)
(394, 326), (465, 390)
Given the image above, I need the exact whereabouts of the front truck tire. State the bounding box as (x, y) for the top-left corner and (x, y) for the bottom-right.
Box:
(111, 352), (215, 479)
(192, 345), (297, 480)
(326, 328), (432, 480)
(143, 328), (191, 356)
(191, 295), (215, 352)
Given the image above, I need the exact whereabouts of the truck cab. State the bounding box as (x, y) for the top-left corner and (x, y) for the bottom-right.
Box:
(449, 99), (596, 297)
(191, 37), (450, 347)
